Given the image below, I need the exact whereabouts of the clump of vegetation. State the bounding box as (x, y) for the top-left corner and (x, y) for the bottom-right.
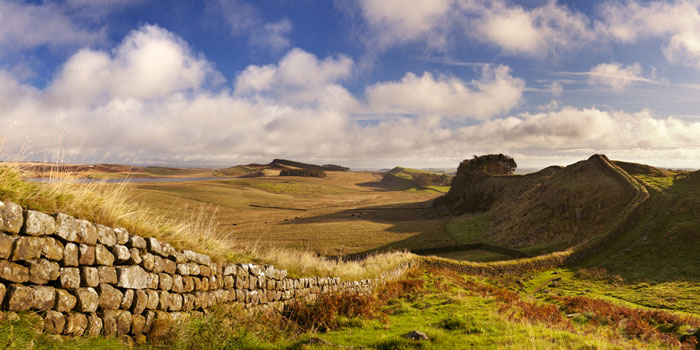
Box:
(279, 168), (326, 178)
(380, 166), (452, 191)
(457, 154), (517, 175)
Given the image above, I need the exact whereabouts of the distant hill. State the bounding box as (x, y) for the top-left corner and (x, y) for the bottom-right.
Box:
(380, 166), (453, 191)
(216, 159), (349, 178)
(435, 154), (639, 254)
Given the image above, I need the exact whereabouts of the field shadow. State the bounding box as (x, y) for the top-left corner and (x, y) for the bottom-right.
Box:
(281, 198), (458, 256)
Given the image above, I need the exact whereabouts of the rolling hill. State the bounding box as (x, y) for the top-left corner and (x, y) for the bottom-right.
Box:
(379, 166), (453, 192)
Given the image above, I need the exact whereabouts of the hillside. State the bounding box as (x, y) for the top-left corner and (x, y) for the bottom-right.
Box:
(436, 155), (640, 254)
(216, 159), (349, 177)
(379, 166), (453, 192)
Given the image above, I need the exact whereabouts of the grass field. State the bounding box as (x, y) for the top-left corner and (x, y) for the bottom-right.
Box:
(126, 171), (455, 256)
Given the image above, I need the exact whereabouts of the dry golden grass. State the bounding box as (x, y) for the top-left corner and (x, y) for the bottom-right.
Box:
(0, 164), (417, 280)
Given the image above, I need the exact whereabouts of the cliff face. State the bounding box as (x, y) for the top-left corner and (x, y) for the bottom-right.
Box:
(436, 155), (638, 253)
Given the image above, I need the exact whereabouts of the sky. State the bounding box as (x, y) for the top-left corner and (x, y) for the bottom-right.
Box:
(2, 0), (700, 169)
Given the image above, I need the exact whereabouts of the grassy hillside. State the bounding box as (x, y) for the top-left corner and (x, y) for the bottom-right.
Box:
(380, 166), (453, 193)
(442, 155), (638, 254)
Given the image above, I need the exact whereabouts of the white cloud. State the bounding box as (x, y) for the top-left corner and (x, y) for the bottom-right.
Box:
(47, 25), (217, 107)
(2, 24), (700, 169)
(349, 0), (593, 57)
(356, 0), (452, 49)
(365, 65), (524, 120)
(587, 62), (648, 90)
(462, 0), (594, 56)
(208, 0), (293, 51)
(250, 19), (293, 51)
(597, 0), (700, 68)
(0, 0), (104, 50)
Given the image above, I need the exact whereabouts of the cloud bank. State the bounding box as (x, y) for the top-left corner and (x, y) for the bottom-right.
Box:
(2, 24), (700, 169)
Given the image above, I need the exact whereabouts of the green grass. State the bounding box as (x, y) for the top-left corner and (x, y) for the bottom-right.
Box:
(0, 314), (126, 350)
(433, 249), (513, 262)
(445, 213), (492, 244)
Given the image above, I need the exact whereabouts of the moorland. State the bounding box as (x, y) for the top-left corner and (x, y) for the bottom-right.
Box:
(2, 154), (700, 349)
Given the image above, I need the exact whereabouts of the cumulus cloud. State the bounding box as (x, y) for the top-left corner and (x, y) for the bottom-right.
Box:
(347, 0), (593, 57)
(208, 0), (293, 51)
(597, 0), (700, 68)
(355, 0), (452, 49)
(2, 24), (700, 169)
(365, 65), (524, 119)
(462, 0), (594, 56)
(586, 62), (653, 90)
(0, 0), (104, 51)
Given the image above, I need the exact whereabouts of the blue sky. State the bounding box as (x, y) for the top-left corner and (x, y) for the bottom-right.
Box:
(2, 0), (700, 169)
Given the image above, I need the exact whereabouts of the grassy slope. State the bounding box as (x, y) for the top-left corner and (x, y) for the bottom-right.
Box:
(127, 171), (454, 256)
(444, 156), (639, 255)
(380, 167), (452, 193)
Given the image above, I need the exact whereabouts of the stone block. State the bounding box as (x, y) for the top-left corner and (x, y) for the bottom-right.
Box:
(63, 242), (78, 266)
(113, 244), (130, 262)
(44, 310), (65, 334)
(86, 313), (102, 337)
(55, 213), (78, 242)
(158, 273), (172, 291)
(129, 248), (142, 264)
(129, 235), (146, 249)
(117, 311), (131, 336)
(97, 284), (123, 310)
(96, 224), (116, 247)
(113, 228), (129, 245)
(192, 277), (201, 291)
(120, 289), (134, 309)
(42, 237), (63, 261)
(146, 289), (159, 310)
(0, 200), (23, 234)
(59, 267), (80, 289)
(32, 285), (55, 310)
(176, 263), (190, 276)
(80, 266), (99, 287)
(0, 260), (28, 283)
(163, 259), (176, 275)
(200, 265), (211, 277)
(168, 293), (183, 312)
(95, 244), (114, 266)
(76, 220), (97, 245)
(73, 287), (99, 313)
(172, 275), (184, 293)
(132, 289), (148, 314)
(117, 266), (149, 289)
(147, 273), (159, 289)
(0, 233), (13, 259)
(183, 276), (194, 292)
(152, 255), (164, 273)
(131, 314), (146, 335)
(141, 253), (155, 271)
(189, 263), (200, 276)
(182, 293), (195, 311)
(55, 288), (77, 312)
(11, 236), (43, 261)
(143, 310), (155, 334)
(78, 244), (95, 265)
(0, 283), (5, 304)
(101, 310), (117, 337)
(7, 285), (34, 311)
(158, 290), (170, 310)
(98, 266), (118, 284)
(23, 210), (55, 236)
(224, 275), (234, 289)
(146, 237), (162, 256)
(64, 312), (87, 336)
(223, 264), (236, 276)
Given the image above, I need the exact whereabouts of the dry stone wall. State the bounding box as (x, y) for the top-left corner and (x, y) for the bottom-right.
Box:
(0, 200), (413, 339)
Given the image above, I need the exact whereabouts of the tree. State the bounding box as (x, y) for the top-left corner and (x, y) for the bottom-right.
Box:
(457, 154), (517, 175)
